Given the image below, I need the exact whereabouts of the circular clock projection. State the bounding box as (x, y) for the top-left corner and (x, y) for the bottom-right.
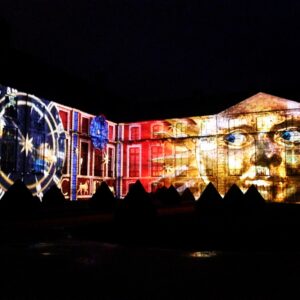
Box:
(0, 90), (66, 198)
(90, 115), (108, 150)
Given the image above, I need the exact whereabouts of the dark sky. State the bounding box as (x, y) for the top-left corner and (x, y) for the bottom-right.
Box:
(0, 0), (300, 122)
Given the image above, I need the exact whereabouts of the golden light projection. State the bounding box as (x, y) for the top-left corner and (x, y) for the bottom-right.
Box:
(145, 93), (300, 203)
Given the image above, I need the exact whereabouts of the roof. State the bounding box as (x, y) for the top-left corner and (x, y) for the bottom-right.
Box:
(219, 92), (300, 115)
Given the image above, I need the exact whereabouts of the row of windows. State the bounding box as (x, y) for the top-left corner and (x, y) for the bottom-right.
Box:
(62, 140), (115, 178)
(129, 114), (300, 141)
(129, 123), (188, 141)
(129, 144), (300, 178)
(59, 110), (115, 139)
(1, 129), (299, 179)
(127, 145), (189, 178)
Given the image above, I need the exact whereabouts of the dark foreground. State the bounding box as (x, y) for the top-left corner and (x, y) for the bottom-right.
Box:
(1, 203), (300, 299)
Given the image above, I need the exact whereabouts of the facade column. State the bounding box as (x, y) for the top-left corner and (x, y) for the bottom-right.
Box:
(70, 111), (79, 200)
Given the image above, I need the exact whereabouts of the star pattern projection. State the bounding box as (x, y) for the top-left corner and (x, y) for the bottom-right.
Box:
(102, 151), (109, 165)
(20, 134), (34, 156)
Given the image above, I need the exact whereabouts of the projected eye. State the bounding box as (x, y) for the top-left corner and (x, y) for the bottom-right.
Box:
(224, 131), (251, 148)
(275, 128), (300, 145)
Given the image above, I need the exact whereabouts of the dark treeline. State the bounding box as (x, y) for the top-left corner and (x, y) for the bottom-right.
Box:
(0, 179), (266, 217)
(1, 179), (300, 250)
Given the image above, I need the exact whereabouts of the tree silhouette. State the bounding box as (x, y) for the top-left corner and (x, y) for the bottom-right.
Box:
(42, 185), (66, 207)
(181, 188), (196, 203)
(89, 181), (116, 211)
(0, 179), (40, 216)
(195, 182), (223, 214)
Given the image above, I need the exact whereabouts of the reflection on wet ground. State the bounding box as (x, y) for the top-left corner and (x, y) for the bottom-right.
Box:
(0, 239), (300, 299)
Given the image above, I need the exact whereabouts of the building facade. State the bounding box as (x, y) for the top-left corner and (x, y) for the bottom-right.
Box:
(0, 84), (300, 202)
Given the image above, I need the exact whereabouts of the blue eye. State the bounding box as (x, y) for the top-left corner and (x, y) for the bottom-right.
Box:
(281, 131), (291, 141)
(275, 128), (300, 145)
(224, 131), (250, 147)
(226, 133), (236, 143)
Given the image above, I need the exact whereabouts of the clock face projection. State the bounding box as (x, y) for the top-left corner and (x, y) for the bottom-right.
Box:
(0, 87), (66, 199)
(90, 115), (108, 150)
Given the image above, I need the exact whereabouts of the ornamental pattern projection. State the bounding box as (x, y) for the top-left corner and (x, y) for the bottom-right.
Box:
(0, 84), (300, 203)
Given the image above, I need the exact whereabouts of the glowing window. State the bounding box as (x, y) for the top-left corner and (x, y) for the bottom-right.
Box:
(176, 122), (187, 137)
(151, 146), (163, 177)
(81, 117), (89, 135)
(129, 147), (140, 177)
(5, 95), (18, 119)
(80, 142), (89, 175)
(228, 149), (242, 176)
(175, 147), (188, 177)
(152, 124), (163, 138)
(108, 148), (114, 177)
(199, 137), (215, 176)
(109, 125), (114, 140)
(130, 126), (140, 140)
(286, 149), (300, 175)
(94, 149), (103, 177)
(255, 139), (270, 176)
(1, 127), (17, 173)
(59, 110), (68, 131)
(63, 139), (69, 174)
(31, 131), (46, 174)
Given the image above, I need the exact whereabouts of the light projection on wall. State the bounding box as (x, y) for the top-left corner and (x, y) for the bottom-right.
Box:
(90, 115), (108, 150)
(0, 85), (66, 198)
(145, 93), (300, 203)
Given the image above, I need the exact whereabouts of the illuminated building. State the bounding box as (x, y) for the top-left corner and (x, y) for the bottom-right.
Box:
(0, 84), (300, 202)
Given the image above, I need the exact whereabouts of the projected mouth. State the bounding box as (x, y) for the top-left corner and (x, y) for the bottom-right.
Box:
(243, 179), (286, 188)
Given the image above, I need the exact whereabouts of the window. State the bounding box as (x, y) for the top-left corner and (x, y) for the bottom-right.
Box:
(31, 131), (46, 174)
(130, 126), (140, 140)
(109, 125), (114, 140)
(151, 146), (163, 177)
(286, 149), (300, 175)
(129, 147), (140, 177)
(80, 142), (89, 175)
(152, 124), (163, 138)
(255, 140), (270, 176)
(176, 122), (187, 137)
(59, 110), (68, 131)
(1, 127), (17, 173)
(81, 117), (89, 134)
(199, 137), (214, 176)
(5, 95), (18, 119)
(228, 149), (243, 176)
(108, 148), (114, 177)
(62, 139), (69, 174)
(175, 147), (188, 176)
(94, 150), (103, 177)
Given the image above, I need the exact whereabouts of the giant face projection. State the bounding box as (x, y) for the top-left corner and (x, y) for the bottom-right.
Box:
(152, 93), (300, 202)
(197, 94), (300, 202)
(0, 86), (66, 198)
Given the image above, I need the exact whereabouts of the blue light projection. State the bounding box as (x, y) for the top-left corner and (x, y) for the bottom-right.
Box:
(0, 85), (66, 198)
(70, 111), (79, 201)
(90, 115), (108, 150)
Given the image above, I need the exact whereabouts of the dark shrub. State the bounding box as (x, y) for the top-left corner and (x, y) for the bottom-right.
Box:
(89, 181), (116, 211)
(117, 180), (156, 223)
(244, 184), (266, 212)
(223, 184), (245, 213)
(0, 179), (40, 215)
(42, 184), (66, 207)
(195, 182), (223, 214)
(181, 188), (196, 203)
(154, 185), (181, 206)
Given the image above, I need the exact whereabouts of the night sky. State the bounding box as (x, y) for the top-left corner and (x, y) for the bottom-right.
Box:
(0, 0), (300, 122)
